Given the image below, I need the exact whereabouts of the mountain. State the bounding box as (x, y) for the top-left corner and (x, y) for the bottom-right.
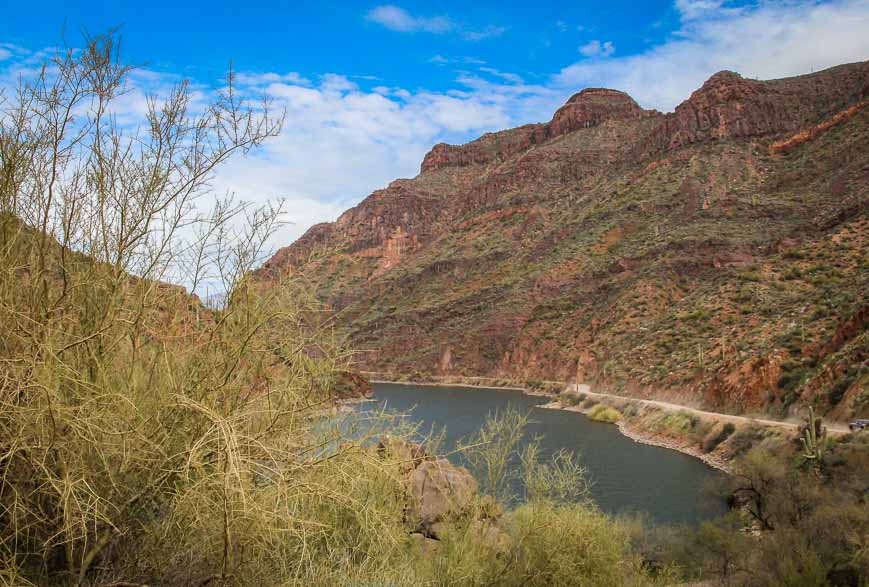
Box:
(255, 62), (869, 419)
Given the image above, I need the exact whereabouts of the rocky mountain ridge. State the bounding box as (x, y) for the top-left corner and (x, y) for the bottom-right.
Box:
(257, 61), (869, 419)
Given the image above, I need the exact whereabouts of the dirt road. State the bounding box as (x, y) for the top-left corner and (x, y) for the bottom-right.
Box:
(567, 383), (851, 436)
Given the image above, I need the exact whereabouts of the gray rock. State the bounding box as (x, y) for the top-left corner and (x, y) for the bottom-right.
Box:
(408, 457), (478, 538)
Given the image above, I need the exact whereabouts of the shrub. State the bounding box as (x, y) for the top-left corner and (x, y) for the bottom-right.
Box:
(560, 390), (584, 406)
(728, 425), (766, 456)
(777, 369), (805, 391)
(668, 443), (869, 586)
(701, 422), (737, 453)
(651, 411), (697, 435)
(586, 404), (622, 423)
(828, 374), (854, 405)
(0, 34), (414, 585)
(494, 501), (650, 586)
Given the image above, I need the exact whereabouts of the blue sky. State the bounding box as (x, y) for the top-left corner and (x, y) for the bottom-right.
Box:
(2, 1), (869, 252)
(1, 1), (681, 93)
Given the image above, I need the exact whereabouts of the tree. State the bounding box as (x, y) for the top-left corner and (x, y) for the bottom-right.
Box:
(0, 31), (389, 585)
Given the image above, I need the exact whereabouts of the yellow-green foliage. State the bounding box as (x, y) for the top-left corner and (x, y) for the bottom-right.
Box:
(701, 422), (736, 453)
(501, 501), (654, 586)
(675, 444), (869, 585)
(0, 33), (406, 585)
(586, 404), (622, 423)
(649, 411), (698, 435)
(410, 500), (658, 587)
(560, 390), (585, 406)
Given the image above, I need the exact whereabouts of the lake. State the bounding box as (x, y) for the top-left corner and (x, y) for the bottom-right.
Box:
(356, 382), (728, 527)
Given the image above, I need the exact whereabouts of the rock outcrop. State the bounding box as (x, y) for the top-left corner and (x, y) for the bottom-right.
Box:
(408, 458), (478, 538)
(420, 87), (651, 174)
(378, 437), (485, 540)
(549, 88), (649, 135)
(645, 64), (869, 152)
(333, 370), (374, 400)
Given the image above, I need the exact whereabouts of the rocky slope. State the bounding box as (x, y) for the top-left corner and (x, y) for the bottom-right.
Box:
(256, 62), (869, 420)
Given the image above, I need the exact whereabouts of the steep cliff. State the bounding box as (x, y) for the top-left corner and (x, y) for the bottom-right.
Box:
(256, 62), (869, 419)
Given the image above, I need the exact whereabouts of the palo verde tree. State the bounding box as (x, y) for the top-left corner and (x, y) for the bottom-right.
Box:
(0, 31), (410, 586)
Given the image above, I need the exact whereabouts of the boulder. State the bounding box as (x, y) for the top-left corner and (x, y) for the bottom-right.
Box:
(408, 457), (478, 538)
(377, 436), (501, 543)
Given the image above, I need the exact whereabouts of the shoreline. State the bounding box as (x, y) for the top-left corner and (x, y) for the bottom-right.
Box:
(536, 400), (732, 474)
(369, 378), (550, 396)
(617, 421), (732, 474)
(368, 378), (734, 473)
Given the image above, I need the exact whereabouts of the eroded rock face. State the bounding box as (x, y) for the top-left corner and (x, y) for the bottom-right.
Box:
(256, 61), (869, 417)
(646, 63), (869, 152)
(549, 88), (648, 136)
(669, 71), (789, 147)
(420, 125), (547, 173)
(421, 88), (651, 174)
(264, 62), (868, 283)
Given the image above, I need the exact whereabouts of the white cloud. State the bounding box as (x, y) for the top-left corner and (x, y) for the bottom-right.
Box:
(235, 71), (310, 86)
(462, 25), (508, 41)
(429, 55), (489, 66)
(0, 42), (28, 62)
(365, 5), (506, 41)
(675, 0), (730, 20)
(578, 40), (616, 58)
(479, 67), (524, 84)
(365, 5), (453, 33)
(84, 1), (869, 258)
(200, 71), (549, 251)
(559, 0), (869, 111)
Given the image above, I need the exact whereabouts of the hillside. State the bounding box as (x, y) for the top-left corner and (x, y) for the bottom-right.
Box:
(256, 62), (869, 420)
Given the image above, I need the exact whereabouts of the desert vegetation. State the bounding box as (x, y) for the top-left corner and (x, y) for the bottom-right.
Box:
(669, 436), (869, 586)
(585, 404), (621, 423)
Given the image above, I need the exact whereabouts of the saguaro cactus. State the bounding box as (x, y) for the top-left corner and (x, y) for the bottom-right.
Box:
(800, 406), (827, 475)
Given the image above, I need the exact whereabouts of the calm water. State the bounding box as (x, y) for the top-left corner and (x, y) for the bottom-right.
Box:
(357, 382), (728, 526)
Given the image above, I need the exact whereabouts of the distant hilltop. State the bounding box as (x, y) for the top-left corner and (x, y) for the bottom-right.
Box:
(257, 60), (869, 421)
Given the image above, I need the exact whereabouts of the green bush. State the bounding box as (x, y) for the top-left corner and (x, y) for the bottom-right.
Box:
(495, 501), (653, 586)
(651, 411), (697, 435)
(580, 397), (600, 410)
(828, 374), (855, 405)
(586, 404), (622, 423)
